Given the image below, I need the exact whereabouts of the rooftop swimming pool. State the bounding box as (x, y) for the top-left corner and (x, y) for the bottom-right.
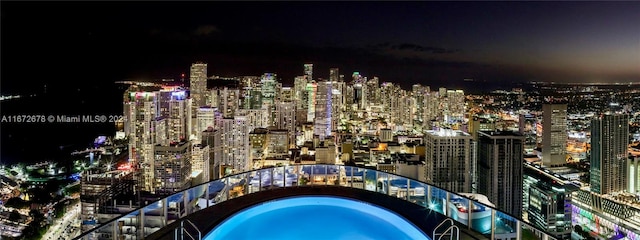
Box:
(203, 196), (430, 240)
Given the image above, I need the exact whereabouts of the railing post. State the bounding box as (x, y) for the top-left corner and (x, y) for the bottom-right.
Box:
(271, 167), (275, 189)
(406, 179), (410, 201)
(468, 200), (473, 230)
(427, 185), (432, 208)
(324, 165), (328, 186)
(516, 220), (521, 240)
(225, 177), (230, 200)
(376, 171), (380, 193)
(139, 208), (145, 239)
(181, 220), (184, 240)
(205, 183), (210, 208)
(163, 197), (168, 229)
(112, 220), (117, 240)
(491, 210), (496, 240)
(445, 192), (450, 216)
(311, 165), (315, 185)
(386, 173), (390, 196)
(350, 167), (353, 188)
(184, 190), (189, 217)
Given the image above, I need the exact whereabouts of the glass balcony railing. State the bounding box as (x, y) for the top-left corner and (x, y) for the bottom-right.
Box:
(76, 164), (558, 240)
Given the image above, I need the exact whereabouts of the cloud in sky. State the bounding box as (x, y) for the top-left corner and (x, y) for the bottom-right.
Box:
(193, 25), (219, 36)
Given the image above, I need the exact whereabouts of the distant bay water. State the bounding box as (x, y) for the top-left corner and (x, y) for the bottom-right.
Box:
(0, 83), (125, 165)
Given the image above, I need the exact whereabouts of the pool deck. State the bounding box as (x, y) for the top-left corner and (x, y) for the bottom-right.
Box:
(146, 185), (488, 240)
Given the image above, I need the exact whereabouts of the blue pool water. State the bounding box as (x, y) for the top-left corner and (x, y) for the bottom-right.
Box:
(204, 196), (430, 240)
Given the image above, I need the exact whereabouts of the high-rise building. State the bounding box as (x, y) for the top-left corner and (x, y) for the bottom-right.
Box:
(306, 81), (317, 122)
(468, 116), (497, 140)
(590, 113), (629, 195)
(123, 87), (160, 167)
(275, 101), (296, 147)
(80, 170), (136, 233)
(279, 87), (293, 102)
(260, 73), (277, 107)
(447, 90), (465, 121)
(523, 163), (573, 239)
(304, 63), (313, 81)
(542, 104), (568, 167)
(165, 90), (190, 143)
(423, 91), (439, 129)
(266, 130), (289, 159)
(423, 129), (473, 193)
(211, 86), (240, 118)
(238, 76), (261, 110)
(629, 156), (640, 194)
(314, 80), (332, 139)
(216, 116), (250, 173)
(192, 144), (210, 183)
(152, 141), (192, 194)
(201, 128), (221, 179)
(352, 72), (367, 110)
(190, 63), (208, 109)
(195, 107), (217, 143)
(519, 113), (538, 153)
(477, 131), (524, 218)
(294, 76), (308, 111)
(412, 84), (429, 128)
(235, 108), (270, 132)
(366, 76), (379, 105)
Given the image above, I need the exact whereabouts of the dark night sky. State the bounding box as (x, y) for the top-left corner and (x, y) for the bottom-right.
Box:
(1, 1), (639, 93)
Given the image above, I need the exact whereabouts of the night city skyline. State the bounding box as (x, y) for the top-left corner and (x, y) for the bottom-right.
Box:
(2, 1), (640, 95)
(1, 1), (640, 240)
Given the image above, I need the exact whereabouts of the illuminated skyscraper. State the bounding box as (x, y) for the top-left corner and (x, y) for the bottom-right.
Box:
(366, 76), (379, 105)
(165, 90), (190, 143)
(447, 90), (465, 121)
(260, 73), (277, 107)
(216, 116), (250, 173)
(412, 84), (429, 127)
(275, 101), (296, 147)
(294, 76), (308, 111)
(211, 86), (240, 118)
(192, 144), (210, 183)
(523, 163), (573, 239)
(352, 72), (367, 110)
(190, 63), (208, 108)
(477, 131), (525, 218)
(329, 68), (339, 82)
(153, 141), (192, 194)
(629, 156), (640, 194)
(306, 81), (317, 122)
(235, 108), (270, 132)
(123, 87), (159, 167)
(519, 113), (537, 153)
(279, 87), (293, 102)
(314, 80), (332, 139)
(239, 76), (261, 110)
(329, 70), (344, 131)
(195, 107), (217, 143)
(423, 129), (473, 193)
(590, 113), (629, 195)
(304, 63), (313, 81)
(542, 104), (568, 167)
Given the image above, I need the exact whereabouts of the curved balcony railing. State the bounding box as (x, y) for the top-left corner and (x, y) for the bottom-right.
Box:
(75, 164), (557, 240)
